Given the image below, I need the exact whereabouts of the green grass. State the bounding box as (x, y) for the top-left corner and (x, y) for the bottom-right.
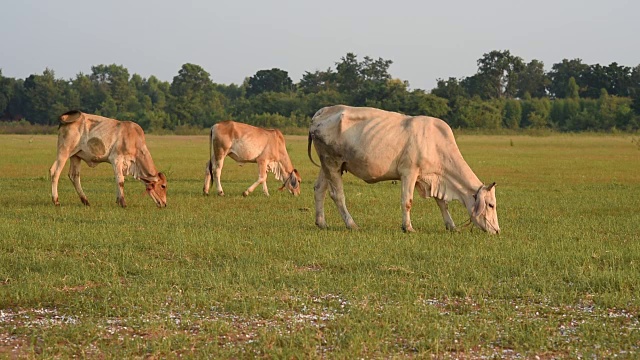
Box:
(1, 133), (639, 358)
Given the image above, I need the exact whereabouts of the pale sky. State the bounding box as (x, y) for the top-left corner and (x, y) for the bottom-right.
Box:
(2, 0), (639, 91)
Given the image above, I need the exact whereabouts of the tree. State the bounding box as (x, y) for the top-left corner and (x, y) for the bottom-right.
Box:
(597, 88), (617, 130)
(451, 97), (502, 129)
(89, 64), (133, 115)
(605, 62), (632, 96)
(169, 63), (214, 127)
(503, 99), (522, 129)
(548, 59), (589, 98)
(403, 89), (450, 119)
(245, 68), (294, 97)
(475, 50), (525, 99)
(335, 53), (362, 98)
(630, 65), (640, 116)
(298, 69), (337, 94)
(566, 77), (579, 99)
(521, 98), (551, 128)
(0, 70), (15, 117)
(431, 77), (467, 100)
(516, 60), (549, 98)
(22, 68), (67, 124)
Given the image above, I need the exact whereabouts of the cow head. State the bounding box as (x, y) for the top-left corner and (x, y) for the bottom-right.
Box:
(145, 172), (168, 207)
(279, 169), (301, 196)
(471, 182), (500, 234)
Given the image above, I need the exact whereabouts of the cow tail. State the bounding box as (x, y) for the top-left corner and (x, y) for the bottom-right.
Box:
(308, 132), (320, 167)
(208, 126), (214, 182)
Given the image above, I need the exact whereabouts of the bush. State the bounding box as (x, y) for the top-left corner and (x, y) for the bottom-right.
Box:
(0, 120), (57, 134)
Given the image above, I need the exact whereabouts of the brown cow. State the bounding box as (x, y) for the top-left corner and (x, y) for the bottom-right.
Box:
(308, 105), (500, 234)
(203, 121), (301, 197)
(50, 110), (167, 207)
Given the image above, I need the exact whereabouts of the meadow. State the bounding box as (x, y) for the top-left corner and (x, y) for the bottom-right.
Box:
(0, 133), (639, 358)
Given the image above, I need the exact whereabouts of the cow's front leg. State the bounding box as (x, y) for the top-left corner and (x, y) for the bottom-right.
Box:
(50, 151), (70, 206)
(314, 169), (329, 229)
(325, 165), (357, 230)
(113, 162), (126, 207)
(401, 173), (419, 233)
(243, 162), (268, 197)
(435, 198), (456, 231)
(69, 155), (90, 206)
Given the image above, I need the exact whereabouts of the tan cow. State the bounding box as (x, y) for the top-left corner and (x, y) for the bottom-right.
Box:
(50, 110), (167, 207)
(308, 105), (500, 234)
(203, 121), (301, 197)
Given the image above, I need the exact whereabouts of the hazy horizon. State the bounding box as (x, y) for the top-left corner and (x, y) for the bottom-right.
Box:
(2, 0), (639, 91)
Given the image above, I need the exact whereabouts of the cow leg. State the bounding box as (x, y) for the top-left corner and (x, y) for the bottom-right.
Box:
(243, 161), (268, 197)
(112, 161), (126, 208)
(213, 156), (226, 196)
(68, 155), (90, 206)
(435, 198), (456, 231)
(203, 160), (212, 195)
(401, 173), (419, 233)
(314, 169), (329, 229)
(324, 165), (357, 230)
(50, 151), (70, 206)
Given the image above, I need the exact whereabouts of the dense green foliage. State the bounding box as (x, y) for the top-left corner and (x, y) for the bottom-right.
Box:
(1, 134), (639, 358)
(1, 50), (639, 132)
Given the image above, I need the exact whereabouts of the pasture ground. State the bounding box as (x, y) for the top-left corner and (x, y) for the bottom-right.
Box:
(1, 134), (639, 358)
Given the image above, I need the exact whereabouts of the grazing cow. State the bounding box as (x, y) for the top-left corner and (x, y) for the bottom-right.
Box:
(50, 110), (167, 208)
(308, 105), (500, 234)
(203, 121), (301, 197)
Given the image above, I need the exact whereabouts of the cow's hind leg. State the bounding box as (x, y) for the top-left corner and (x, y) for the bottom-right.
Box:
(69, 155), (90, 206)
(203, 160), (212, 195)
(50, 151), (70, 206)
(324, 164), (357, 230)
(213, 156), (226, 196)
(243, 161), (268, 197)
(435, 198), (456, 231)
(400, 173), (419, 233)
(112, 161), (127, 207)
(314, 169), (329, 229)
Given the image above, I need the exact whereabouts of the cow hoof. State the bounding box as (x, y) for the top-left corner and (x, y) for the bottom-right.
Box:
(81, 197), (90, 206)
(316, 222), (328, 229)
(402, 226), (416, 233)
(242, 191), (249, 197)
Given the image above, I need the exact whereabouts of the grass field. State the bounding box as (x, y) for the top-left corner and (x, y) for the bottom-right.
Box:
(1, 133), (639, 358)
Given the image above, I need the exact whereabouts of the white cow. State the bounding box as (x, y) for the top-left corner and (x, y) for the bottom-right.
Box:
(203, 121), (301, 197)
(308, 105), (500, 234)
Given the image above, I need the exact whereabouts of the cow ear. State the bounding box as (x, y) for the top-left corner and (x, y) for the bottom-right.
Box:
(158, 172), (166, 181)
(472, 191), (486, 217)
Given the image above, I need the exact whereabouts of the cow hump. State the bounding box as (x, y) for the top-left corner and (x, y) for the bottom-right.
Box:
(59, 110), (84, 124)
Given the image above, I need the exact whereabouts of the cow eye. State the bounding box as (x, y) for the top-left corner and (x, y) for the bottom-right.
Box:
(488, 203), (495, 209)
(161, 185), (166, 189)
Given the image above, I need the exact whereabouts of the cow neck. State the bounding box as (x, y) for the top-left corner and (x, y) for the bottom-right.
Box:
(277, 155), (295, 182)
(442, 164), (483, 213)
(133, 151), (160, 183)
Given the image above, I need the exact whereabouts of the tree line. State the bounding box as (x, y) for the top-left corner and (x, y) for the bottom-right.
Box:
(1, 50), (639, 132)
